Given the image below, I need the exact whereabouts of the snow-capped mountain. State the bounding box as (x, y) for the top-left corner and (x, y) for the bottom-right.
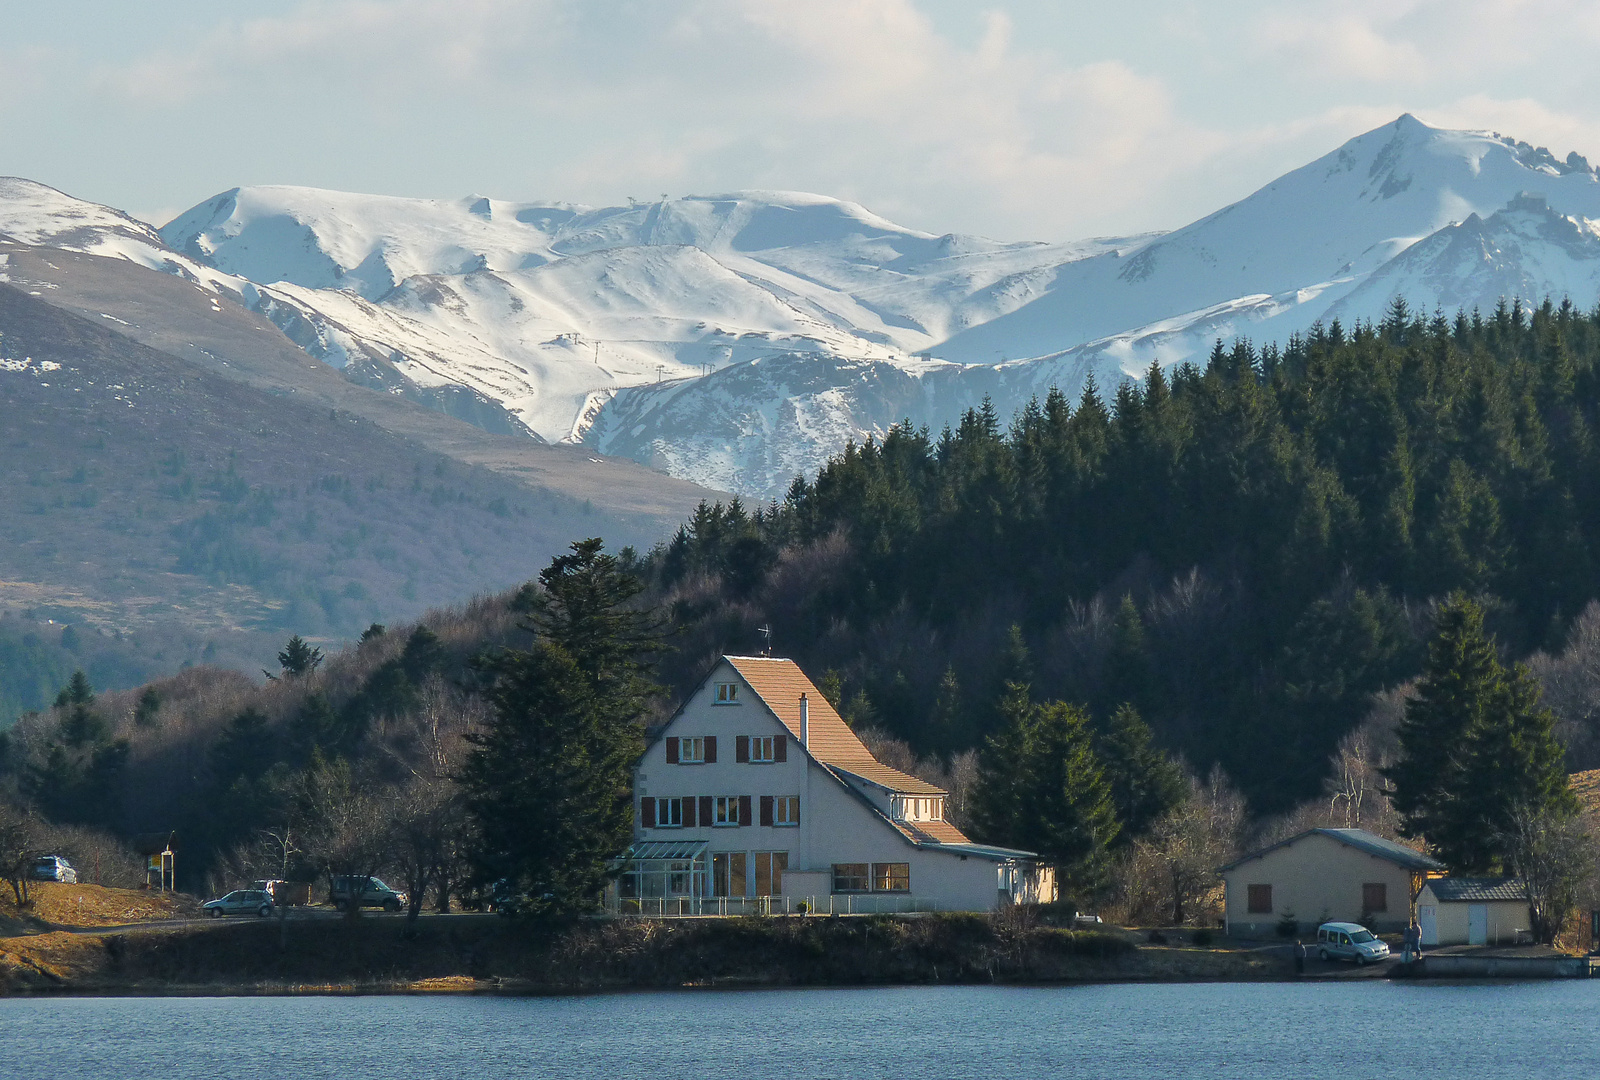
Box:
(157, 187), (1128, 442)
(8, 114), (1600, 498)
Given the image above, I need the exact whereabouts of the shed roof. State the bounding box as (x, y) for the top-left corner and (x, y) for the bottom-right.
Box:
(1219, 827), (1444, 873)
(724, 656), (947, 796)
(1423, 877), (1528, 902)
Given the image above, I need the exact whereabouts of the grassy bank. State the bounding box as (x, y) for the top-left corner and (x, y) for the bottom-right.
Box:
(0, 913), (1281, 995)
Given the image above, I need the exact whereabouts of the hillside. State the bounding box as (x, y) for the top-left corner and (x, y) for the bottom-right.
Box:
(0, 280), (690, 720)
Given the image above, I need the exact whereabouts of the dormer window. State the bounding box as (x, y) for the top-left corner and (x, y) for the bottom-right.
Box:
(714, 682), (739, 704)
(892, 796), (944, 822)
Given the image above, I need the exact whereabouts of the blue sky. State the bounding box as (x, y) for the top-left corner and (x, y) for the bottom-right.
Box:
(3, 1), (1595, 240)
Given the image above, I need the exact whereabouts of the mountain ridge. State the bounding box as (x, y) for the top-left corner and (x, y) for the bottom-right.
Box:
(9, 115), (1600, 497)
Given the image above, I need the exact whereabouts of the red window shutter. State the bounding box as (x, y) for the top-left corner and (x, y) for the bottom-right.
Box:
(760, 795), (774, 826)
(739, 795), (753, 826)
(699, 796), (713, 825)
(683, 796), (698, 827)
(641, 797), (656, 828)
(735, 736), (749, 763)
(704, 736), (717, 763)
(774, 734), (786, 762)
(665, 738), (679, 764)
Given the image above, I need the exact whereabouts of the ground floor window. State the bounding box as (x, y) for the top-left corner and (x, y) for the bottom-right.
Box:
(1362, 883), (1387, 912)
(832, 863), (869, 892)
(872, 863), (910, 892)
(754, 851), (788, 896)
(1247, 884), (1272, 914)
(713, 852), (748, 897)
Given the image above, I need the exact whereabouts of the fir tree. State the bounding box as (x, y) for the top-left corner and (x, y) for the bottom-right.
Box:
(465, 539), (661, 914)
(1386, 594), (1576, 871)
(277, 635), (324, 678)
(1095, 703), (1185, 843)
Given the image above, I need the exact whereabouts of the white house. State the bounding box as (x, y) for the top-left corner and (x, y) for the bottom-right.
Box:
(609, 655), (1052, 914)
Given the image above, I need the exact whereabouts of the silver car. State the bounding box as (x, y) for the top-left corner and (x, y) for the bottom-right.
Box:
(32, 855), (78, 884)
(1317, 921), (1391, 964)
(202, 889), (275, 918)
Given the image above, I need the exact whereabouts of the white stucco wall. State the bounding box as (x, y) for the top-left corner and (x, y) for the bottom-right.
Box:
(632, 659), (1008, 911)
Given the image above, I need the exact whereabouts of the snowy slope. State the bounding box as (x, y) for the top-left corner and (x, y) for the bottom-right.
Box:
(159, 187), (1126, 439)
(12, 114), (1600, 498)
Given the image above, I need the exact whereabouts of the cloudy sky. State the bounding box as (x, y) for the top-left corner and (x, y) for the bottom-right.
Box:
(3, 0), (1595, 240)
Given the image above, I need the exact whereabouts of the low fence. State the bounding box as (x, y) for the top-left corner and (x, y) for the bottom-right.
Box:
(605, 894), (949, 918)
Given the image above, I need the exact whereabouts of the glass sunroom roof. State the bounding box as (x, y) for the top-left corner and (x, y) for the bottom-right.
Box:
(612, 839), (709, 864)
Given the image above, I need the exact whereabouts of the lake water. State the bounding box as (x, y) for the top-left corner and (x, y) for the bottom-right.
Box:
(3, 982), (1598, 1079)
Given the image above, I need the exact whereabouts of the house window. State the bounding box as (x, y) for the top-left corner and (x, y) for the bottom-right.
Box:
(774, 796), (800, 826)
(894, 797), (944, 822)
(715, 682), (739, 704)
(872, 863), (910, 892)
(1247, 884), (1272, 914)
(714, 796), (744, 826)
(658, 798), (684, 828)
(1363, 883), (1387, 912)
(754, 852), (788, 896)
(832, 863), (869, 892)
(750, 736), (775, 762)
(713, 853), (747, 897)
(677, 737), (705, 764)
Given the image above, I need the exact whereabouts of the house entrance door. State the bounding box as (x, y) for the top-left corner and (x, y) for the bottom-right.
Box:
(1468, 904), (1489, 945)
(1418, 905), (1437, 946)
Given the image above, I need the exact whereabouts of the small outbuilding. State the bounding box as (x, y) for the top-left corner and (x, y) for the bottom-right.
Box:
(1416, 878), (1530, 946)
(1220, 828), (1444, 937)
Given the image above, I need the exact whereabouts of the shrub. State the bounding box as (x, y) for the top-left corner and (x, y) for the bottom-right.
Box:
(1191, 928), (1214, 947)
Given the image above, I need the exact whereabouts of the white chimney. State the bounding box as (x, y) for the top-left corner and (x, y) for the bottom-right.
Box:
(800, 693), (809, 749)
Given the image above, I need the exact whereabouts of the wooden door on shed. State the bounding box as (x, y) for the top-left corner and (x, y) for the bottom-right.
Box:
(1419, 904), (1438, 945)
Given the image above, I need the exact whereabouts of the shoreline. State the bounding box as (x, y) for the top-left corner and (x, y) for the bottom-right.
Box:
(3, 912), (1588, 997)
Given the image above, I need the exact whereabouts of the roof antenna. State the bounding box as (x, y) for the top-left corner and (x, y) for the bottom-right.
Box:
(758, 625), (773, 657)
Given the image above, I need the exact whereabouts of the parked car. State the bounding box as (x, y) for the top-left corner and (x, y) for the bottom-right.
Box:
(203, 889), (275, 918)
(31, 855), (78, 884)
(329, 875), (406, 912)
(1316, 921), (1391, 964)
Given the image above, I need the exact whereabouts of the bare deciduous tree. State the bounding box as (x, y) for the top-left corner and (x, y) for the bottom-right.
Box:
(1501, 803), (1597, 945)
(0, 801), (43, 907)
(1115, 766), (1245, 926)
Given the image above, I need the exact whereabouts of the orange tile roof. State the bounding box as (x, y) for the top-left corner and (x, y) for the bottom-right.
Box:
(724, 656), (949, 798)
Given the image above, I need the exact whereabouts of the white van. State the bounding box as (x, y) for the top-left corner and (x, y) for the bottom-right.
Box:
(1316, 921), (1390, 964)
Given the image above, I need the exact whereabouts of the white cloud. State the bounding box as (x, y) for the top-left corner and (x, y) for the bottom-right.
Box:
(8, 0), (1600, 240)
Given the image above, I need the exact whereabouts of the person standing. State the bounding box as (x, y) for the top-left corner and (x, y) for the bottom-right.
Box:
(1294, 939), (1306, 975)
(1403, 919), (1421, 963)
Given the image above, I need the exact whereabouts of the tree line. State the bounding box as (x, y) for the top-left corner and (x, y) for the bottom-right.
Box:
(644, 297), (1600, 812)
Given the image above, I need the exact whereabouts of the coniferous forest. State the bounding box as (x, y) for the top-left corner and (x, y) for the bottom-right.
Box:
(8, 295), (1600, 902)
(648, 297), (1600, 812)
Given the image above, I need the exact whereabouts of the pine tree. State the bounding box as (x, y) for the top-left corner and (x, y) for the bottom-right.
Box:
(970, 692), (1119, 899)
(277, 635), (323, 678)
(133, 688), (162, 729)
(928, 665), (965, 750)
(1386, 594), (1576, 871)
(1029, 701), (1120, 895)
(465, 539), (660, 914)
(1096, 703), (1185, 843)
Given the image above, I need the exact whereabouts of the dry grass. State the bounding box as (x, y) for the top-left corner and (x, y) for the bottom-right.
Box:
(0, 882), (197, 930)
(1571, 769), (1600, 816)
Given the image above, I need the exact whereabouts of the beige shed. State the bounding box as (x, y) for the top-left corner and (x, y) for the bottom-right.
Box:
(1415, 878), (1530, 946)
(1220, 828), (1444, 937)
